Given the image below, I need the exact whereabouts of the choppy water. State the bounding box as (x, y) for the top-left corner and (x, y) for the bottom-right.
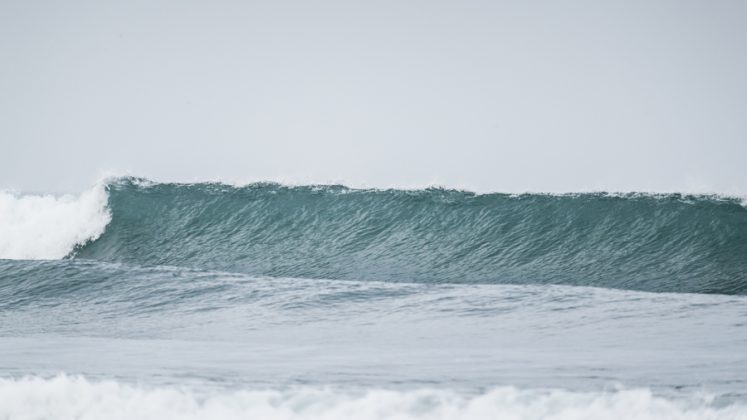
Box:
(1, 177), (746, 419)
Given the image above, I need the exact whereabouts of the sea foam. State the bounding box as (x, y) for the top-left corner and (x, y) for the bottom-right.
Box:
(0, 184), (110, 260)
(0, 375), (742, 420)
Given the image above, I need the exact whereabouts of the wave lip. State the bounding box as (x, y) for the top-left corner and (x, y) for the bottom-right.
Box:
(0, 184), (110, 260)
(0, 375), (743, 420)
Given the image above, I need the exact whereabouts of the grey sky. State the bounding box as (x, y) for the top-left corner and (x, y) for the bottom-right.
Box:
(1, 0), (745, 194)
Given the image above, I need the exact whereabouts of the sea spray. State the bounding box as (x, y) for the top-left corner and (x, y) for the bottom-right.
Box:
(0, 183), (110, 260)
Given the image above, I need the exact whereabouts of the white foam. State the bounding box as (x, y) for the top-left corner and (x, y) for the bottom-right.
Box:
(0, 184), (111, 260)
(0, 375), (743, 420)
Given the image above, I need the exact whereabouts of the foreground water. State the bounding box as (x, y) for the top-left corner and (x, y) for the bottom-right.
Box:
(1, 178), (746, 419)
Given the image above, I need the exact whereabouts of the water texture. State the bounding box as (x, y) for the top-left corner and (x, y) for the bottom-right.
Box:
(1, 177), (746, 419)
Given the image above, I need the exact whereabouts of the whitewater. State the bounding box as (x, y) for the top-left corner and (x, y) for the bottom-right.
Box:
(1, 177), (746, 419)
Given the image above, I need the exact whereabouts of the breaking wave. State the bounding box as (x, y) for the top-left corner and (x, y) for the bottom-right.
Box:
(0, 375), (743, 420)
(0, 184), (110, 260)
(3, 177), (747, 294)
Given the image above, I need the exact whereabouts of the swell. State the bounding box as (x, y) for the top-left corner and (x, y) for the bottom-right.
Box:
(66, 177), (747, 295)
(2, 258), (744, 337)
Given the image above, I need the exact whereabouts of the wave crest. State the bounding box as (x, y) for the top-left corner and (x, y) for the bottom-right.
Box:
(0, 184), (110, 260)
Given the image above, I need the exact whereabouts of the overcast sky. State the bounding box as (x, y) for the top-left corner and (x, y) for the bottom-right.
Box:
(1, 0), (745, 194)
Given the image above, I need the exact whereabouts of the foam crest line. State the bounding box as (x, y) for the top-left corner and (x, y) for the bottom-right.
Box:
(0, 375), (743, 420)
(0, 184), (111, 260)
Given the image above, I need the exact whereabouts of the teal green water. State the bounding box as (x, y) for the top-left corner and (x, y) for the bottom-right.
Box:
(2, 177), (747, 418)
(74, 178), (747, 294)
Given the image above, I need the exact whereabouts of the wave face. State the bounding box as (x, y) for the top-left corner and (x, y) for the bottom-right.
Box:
(1, 375), (744, 420)
(65, 177), (747, 295)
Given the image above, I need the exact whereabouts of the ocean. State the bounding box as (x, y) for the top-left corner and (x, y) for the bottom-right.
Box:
(1, 177), (746, 419)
